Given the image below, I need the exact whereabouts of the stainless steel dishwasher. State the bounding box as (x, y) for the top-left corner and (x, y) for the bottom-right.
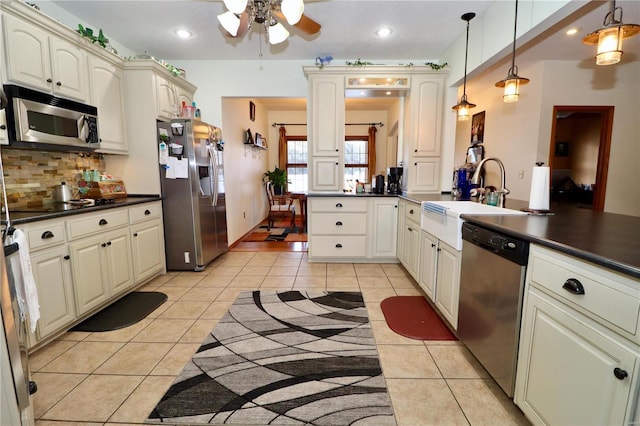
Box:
(458, 222), (529, 398)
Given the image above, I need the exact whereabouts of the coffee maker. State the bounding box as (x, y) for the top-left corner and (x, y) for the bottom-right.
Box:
(387, 167), (403, 194)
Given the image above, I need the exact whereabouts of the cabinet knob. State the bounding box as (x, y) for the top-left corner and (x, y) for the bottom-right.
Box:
(101, 243), (107, 247)
(409, 209), (414, 214)
(144, 209), (151, 215)
(0, 125), (6, 130)
(613, 368), (628, 380)
(336, 203), (343, 208)
(63, 255), (70, 260)
(56, 81), (62, 86)
(335, 162), (339, 165)
(414, 149), (417, 153)
(133, 233), (138, 237)
(107, 241), (112, 246)
(335, 149), (339, 152)
(408, 227), (413, 232)
(335, 221), (343, 226)
(46, 78), (52, 83)
(414, 162), (418, 166)
(99, 219), (108, 226)
(41, 230), (55, 239)
(335, 243), (343, 248)
(29, 381), (37, 395)
(431, 243), (436, 248)
(562, 278), (585, 295)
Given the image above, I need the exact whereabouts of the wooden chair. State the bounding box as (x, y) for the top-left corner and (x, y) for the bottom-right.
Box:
(265, 181), (296, 230)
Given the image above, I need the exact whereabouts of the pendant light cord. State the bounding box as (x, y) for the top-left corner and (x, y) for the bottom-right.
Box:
(510, 0), (519, 73)
(462, 16), (470, 97)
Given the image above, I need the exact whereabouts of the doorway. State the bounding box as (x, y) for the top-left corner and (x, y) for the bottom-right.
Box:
(548, 106), (613, 211)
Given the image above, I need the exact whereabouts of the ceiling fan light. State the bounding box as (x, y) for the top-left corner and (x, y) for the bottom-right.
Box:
(281, 0), (304, 25)
(223, 0), (248, 15)
(268, 22), (290, 44)
(217, 11), (241, 36)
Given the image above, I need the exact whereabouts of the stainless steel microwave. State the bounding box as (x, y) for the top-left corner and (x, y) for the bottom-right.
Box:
(2, 85), (100, 151)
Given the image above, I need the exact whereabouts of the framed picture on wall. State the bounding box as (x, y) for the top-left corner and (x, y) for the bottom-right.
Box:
(555, 141), (569, 157)
(245, 128), (254, 145)
(471, 111), (485, 144)
(249, 101), (256, 122)
(255, 132), (265, 148)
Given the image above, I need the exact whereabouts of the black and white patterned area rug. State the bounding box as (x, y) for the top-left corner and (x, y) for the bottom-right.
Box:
(147, 291), (396, 425)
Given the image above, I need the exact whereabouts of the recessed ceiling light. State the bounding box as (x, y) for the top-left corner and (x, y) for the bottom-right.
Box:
(386, 91), (392, 95)
(566, 28), (579, 36)
(175, 29), (193, 39)
(375, 27), (392, 37)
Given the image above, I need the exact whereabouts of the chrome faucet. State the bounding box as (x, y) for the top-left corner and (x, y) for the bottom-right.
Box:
(471, 157), (510, 207)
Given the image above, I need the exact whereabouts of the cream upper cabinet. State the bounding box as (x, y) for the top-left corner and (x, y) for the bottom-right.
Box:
(2, 14), (88, 102)
(89, 54), (128, 154)
(155, 72), (195, 121)
(306, 73), (345, 192)
(403, 74), (446, 193)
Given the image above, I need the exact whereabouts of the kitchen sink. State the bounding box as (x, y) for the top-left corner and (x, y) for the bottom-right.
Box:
(421, 201), (528, 250)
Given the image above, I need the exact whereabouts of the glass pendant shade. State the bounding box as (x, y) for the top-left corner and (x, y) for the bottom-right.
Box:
(596, 26), (623, 65)
(457, 106), (471, 121)
(583, 1), (640, 66)
(502, 78), (519, 103)
(281, 0), (304, 25)
(495, 0), (529, 103)
(223, 0), (248, 14)
(268, 22), (290, 44)
(217, 11), (241, 36)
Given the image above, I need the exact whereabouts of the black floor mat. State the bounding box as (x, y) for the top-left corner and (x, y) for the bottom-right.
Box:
(71, 291), (168, 332)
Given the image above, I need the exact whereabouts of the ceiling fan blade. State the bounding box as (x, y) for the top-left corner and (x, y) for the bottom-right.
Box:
(223, 11), (250, 37)
(273, 11), (321, 35)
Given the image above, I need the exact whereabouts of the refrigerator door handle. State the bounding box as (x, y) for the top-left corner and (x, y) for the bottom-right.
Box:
(209, 146), (217, 207)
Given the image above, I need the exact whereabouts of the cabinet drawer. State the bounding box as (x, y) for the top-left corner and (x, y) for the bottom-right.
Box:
(311, 236), (367, 258)
(310, 197), (367, 213)
(529, 246), (640, 337)
(66, 209), (129, 241)
(405, 202), (421, 222)
(24, 222), (66, 251)
(129, 202), (162, 224)
(310, 213), (367, 235)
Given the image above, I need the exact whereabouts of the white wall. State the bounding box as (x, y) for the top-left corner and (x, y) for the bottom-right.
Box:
(452, 60), (639, 217)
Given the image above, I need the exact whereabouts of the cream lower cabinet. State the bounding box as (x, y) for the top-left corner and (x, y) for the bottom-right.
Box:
(129, 202), (165, 283)
(308, 197), (398, 262)
(370, 198), (398, 258)
(418, 229), (461, 329)
(515, 245), (640, 425)
(399, 199), (421, 280)
(418, 231), (437, 300)
(69, 228), (133, 315)
(21, 220), (75, 342)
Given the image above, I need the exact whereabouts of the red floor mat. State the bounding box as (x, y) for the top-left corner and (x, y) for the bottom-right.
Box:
(380, 296), (457, 340)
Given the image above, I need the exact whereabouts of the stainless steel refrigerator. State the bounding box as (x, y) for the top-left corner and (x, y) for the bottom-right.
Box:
(158, 119), (228, 271)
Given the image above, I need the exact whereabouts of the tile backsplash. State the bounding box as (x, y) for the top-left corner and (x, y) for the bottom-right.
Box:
(1, 149), (104, 209)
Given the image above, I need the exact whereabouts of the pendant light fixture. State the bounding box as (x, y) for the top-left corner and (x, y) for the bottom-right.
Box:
(495, 0), (529, 103)
(582, 0), (640, 66)
(451, 12), (476, 121)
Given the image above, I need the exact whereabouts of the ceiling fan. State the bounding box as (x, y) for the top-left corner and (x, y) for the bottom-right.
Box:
(217, 0), (321, 45)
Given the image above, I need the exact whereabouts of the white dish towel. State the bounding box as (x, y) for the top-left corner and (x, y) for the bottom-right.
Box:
(9, 229), (40, 333)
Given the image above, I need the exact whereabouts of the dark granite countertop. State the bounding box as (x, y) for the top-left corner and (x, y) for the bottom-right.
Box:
(4, 195), (161, 226)
(401, 192), (639, 279)
(307, 192), (399, 198)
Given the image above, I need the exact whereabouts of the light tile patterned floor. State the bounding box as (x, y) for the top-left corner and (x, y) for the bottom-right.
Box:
(30, 251), (530, 426)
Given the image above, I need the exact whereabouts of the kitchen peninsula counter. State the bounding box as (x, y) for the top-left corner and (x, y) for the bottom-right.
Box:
(397, 192), (640, 279)
(4, 195), (161, 225)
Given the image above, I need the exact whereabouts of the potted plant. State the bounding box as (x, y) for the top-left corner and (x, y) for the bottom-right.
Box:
(263, 166), (287, 195)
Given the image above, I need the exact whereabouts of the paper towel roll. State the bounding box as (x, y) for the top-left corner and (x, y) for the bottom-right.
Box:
(529, 165), (550, 210)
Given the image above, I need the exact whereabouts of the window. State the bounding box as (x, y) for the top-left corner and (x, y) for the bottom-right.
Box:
(286, 136), (307, 193)
(344, 136), (369, 189)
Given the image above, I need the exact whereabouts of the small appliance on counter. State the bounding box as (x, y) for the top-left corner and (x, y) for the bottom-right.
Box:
(387, 167), (403, 194)
(373, 174), (385, 194)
